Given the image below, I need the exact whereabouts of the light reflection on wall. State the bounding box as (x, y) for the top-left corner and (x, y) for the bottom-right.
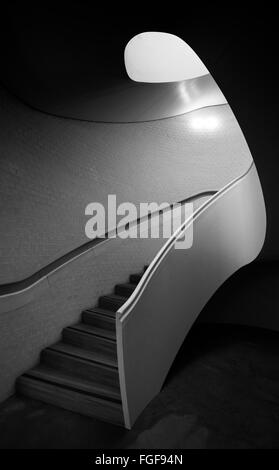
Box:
(189, 114), (221, 132)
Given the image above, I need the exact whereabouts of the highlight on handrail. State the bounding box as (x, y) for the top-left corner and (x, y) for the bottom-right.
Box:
(117, 163), (254, 321)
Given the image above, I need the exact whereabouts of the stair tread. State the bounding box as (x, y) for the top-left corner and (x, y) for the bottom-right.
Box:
(116, 282), (136, 288)
(99, 294), (128, 312)
(18, 375), (123, 425)
(100, 294), (127, 302)
(83, 309), (115, 323)
(115, 283), (136, 291)
(22, 365), (121, 401)
(82, 311), (116, 332)
(66, 323), (116, 341)
(84, 307), (116, 318)
(46, 342), (117, 368)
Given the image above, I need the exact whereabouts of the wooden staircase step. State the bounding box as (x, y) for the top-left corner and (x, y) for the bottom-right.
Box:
(16, 264), (148, 426)
(84, 307), (116, 319)
(44, 341), (117, 367)
(17, 372), (123, 426)
(115, 283), (136, 297)
(19, 365), (121, 400)
(42, 346), (119, 388)
(67, 323), (116, 341)
(98, 294), (127, 311)
(62, 324), (117, 359)
(82, 310), (116, 331)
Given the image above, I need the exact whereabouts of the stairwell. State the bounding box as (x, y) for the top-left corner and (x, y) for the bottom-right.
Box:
(16, 267), (147, 426)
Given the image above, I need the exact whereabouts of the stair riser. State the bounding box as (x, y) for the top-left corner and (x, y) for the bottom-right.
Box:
(63, 329), (117, 359)
(99, 297), (126, 312)
(41, 350), (119, 389)
(115, 285), (135, 297)
(82, 311), (116, 331)
(17, 377), (124, 426)
(130, 274), (142, 284)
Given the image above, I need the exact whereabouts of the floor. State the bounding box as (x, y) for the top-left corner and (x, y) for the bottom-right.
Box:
(1, 262), (279, 449)
(1, 322), (279, 449)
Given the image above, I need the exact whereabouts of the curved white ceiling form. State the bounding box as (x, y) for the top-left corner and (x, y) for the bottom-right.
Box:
(8, 30), (224, 122)
(124, 32), (209, 83)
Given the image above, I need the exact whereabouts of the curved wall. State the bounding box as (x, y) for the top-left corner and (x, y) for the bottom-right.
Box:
(0, 87), (251, 284)
(116, 164), (266, 427)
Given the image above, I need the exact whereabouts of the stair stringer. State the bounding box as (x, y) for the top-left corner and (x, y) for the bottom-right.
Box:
(116, 163), (266, 429)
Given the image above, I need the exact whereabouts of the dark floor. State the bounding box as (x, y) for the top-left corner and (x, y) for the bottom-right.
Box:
(1, 322), (279, 449)
(1, 261), (279, 449)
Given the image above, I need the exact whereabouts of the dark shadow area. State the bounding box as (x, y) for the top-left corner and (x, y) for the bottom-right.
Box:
(199, 260), (279, 331)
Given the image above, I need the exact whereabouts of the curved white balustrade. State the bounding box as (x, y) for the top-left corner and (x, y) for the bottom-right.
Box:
(116, 164), (266, 428)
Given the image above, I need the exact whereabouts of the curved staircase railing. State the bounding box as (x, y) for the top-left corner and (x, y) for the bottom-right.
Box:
(0, 191), (215, 313)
